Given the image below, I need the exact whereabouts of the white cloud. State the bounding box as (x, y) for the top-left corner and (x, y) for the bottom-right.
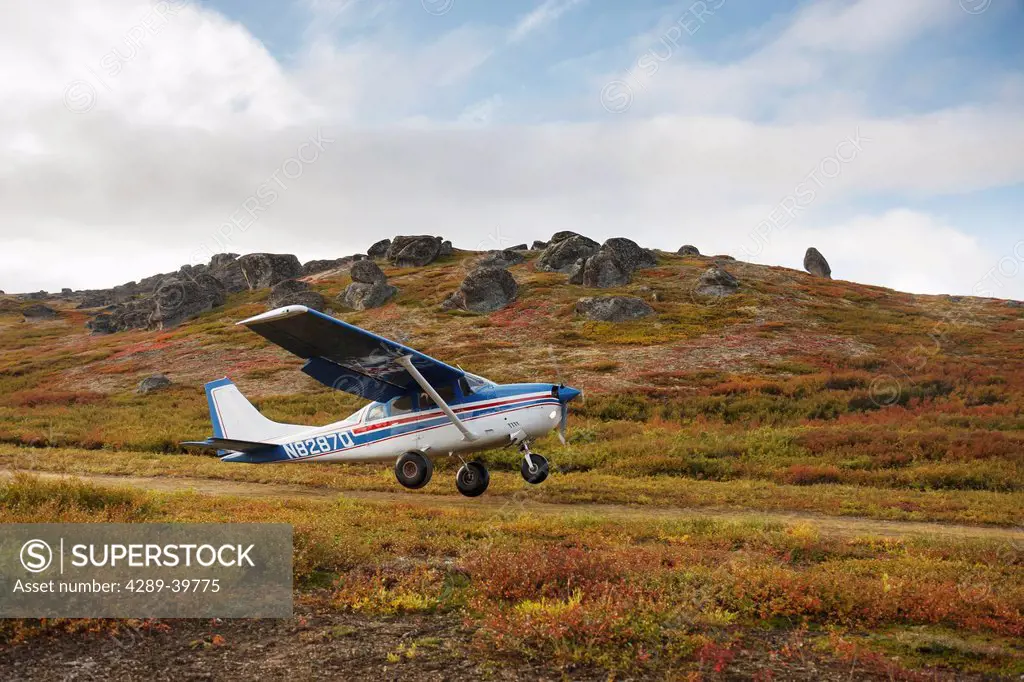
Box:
(0, 0), (315, 131)
(601, 0), (961, 120)
(458, 95), (503, 126)
(777, 0), (955, 54)
(738, 209), (1008, 298)
(0, 0), (1021, 302)
(508, 0), (586, 44)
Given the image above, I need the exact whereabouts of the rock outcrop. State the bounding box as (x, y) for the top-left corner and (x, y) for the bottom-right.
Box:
(76, 292), (112, 309)
(567, 258), (587, 285)
(137, 374), (172, 395)
(694, 266), (739, 297)
(339, 260), (397, 310)
(531, 240), (549, 250)
(804, 248), (832, 278)
(439, 240), (453, 257)
(579, 250), (632, 288)
(339, 282), (397, 311)
(205, 253), (247, 293)
(367, 239), (392, 259)
(387, 236), (444, 268)
(442, 267), (518, 313)
(678, 245), (700, 256)
(238, 253), (302, 289)
(149, 275), (227, 329)
(550, 231), (598, 248)
(267, 280), (326, 311)
(301, 257), (359, 277)
(87, 298), (157, 334)
(475, 249), (524, 269)
(601, 238), (657, 272)
(561, 237), (654, 288)
(536, 236), (600, 273)
(575, 296), (654, 322)
(22, 304), (58, 319)
(350, 259), (388, 284)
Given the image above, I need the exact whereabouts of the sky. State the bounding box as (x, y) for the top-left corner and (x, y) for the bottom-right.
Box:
(1, 0), (1022, 300)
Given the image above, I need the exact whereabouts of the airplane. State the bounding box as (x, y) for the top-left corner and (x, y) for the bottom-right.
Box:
(182, 305), (582, 497)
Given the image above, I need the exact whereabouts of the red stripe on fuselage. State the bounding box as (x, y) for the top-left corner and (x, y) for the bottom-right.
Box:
(350, 393), (549, 435)
(296, 400), (560, 461)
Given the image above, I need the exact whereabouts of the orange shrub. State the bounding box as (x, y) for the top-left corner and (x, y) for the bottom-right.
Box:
(780, 464), (842, 486)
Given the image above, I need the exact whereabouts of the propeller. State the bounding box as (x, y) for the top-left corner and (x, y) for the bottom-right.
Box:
(558, 403), (568, 445)
(554, 385), (581, 446)
(546, 348), (581, 445)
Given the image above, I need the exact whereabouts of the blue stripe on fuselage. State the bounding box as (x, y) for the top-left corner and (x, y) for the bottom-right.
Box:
(220, 393), (558, 463)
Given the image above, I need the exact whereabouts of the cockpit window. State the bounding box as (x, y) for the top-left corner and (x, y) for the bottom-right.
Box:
(419, 385), (455, 410)
(365, 404), (385, 422)
(464, 373), (495, 392)
(389, 395), (414, 416)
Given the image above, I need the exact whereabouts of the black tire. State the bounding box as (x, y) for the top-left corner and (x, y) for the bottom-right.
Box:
(394, 451), (433, 489)
(521, 454), (549, 485)
(455, 461), (490, 497)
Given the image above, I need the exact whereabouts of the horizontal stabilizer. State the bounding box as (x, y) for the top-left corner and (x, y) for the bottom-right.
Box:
(180, 438), (274, 455)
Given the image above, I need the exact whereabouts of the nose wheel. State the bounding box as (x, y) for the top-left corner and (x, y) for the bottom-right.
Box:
(456, 461), (490, 497)
(521, 452), (549, 485)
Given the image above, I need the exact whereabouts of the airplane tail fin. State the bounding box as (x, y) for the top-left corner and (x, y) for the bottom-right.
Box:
(204, 378), (309, 443)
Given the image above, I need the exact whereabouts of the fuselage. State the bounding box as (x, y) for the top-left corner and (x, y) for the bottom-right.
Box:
(221, 382), (567, 464)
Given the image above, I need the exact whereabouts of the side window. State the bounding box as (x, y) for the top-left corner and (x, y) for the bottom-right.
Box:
(418, 385), (456, 410)
(390, 395), (413, 416)
(365, 404), (385, 422)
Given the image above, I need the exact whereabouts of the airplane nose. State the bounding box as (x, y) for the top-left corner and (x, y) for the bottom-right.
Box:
(557, 386), (581, 403)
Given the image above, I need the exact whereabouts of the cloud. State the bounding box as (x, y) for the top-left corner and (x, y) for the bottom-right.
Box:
(738, 209), (1010, 298)
(0, 0), (314, 131)
(508, 0), (586, 44)
(458, 95), (503, 126)
(598, 0), (962, 119)
(778, 0), (956, 54)
(1, 0), (1021, 302)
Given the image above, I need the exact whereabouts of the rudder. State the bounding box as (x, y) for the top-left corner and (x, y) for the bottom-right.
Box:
(204, 378), (308, 442)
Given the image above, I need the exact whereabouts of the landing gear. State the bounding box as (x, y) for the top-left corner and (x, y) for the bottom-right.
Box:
(519, 442), (549, 485)
(521, 453), (549, 484)
(455, 461), (490, 497)
(394, 451), (433, 489)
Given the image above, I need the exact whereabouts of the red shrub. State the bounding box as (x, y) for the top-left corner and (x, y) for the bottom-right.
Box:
(781, 465), (843, 486)
(461, 544), (647, 602)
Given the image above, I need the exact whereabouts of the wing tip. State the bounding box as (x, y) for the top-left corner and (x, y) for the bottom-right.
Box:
(237, 305), (311, 327)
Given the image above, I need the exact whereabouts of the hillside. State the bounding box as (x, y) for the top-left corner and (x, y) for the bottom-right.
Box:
(1, 239), (1022, 504)
(1, 237), (1023, 678)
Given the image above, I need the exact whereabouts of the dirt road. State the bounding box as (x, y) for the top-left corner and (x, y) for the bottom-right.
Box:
(4, 468), (1021, 543)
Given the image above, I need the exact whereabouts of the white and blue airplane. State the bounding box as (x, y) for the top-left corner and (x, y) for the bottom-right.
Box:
(183, 305), (581, 497)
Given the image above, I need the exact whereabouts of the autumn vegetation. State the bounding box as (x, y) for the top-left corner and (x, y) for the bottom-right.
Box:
(0, 248), (1021, 677)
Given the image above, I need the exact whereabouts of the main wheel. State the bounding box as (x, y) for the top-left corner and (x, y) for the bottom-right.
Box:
(521, 454), (549, 484)
(455, 461), (490, 497)
(394, 451), (433, 489)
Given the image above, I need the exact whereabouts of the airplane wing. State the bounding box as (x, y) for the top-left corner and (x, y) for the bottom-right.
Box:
(237, 306), (464, 403)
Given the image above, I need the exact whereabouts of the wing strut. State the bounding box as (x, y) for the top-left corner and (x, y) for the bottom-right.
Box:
(395, 355), (477, 442)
